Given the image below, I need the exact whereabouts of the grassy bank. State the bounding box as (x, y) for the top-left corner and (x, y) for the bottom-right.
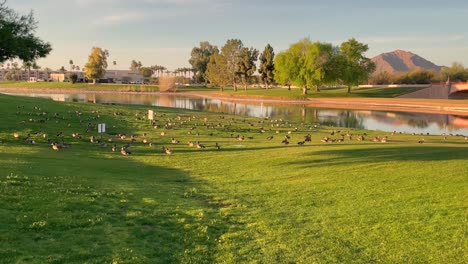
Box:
(0, 81), (159, 92)
(212, 86), (427, 99)
(0, 93), (466, 263)
(0, 81), (426, 98)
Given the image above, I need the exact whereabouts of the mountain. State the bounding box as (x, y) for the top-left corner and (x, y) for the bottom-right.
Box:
(371, 50), (442, 74)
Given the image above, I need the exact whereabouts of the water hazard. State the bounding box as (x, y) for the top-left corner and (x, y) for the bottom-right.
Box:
(5, 92), (468, 135)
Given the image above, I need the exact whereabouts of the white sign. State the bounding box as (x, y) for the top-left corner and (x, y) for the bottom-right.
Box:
(98, 123), (106, 133)
(148, 110), (154, 120)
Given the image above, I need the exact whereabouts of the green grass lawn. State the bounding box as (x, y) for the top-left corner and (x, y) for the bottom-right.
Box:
(0, 81), (159, 92)
(213, 86), (427, 99)
(1, 81), (425, 98)
(0, 93), (466, 263)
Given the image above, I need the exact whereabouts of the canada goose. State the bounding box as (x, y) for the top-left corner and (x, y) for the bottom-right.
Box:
(357, 135), (365, 141)
(196, 142), (205, 149)
(90, 136), (98, 143)
(321, 137), (330, 143)
(266, 135), (274, 140)
(13, 132), (20, 139)
(121, 147), (131, 155)
(171, 138), (179, 144)
(112, 144), (117, 152)
(297, 141), (305, 146)
(160, 132), (166, 136)
(165, 148), (172, 155)
(418, 139), (425, 144)
(330, 131), (335, 136)
(281, 138), (289, 145)
(51, 143), (60, 151)
(143, 139), (148, 144)
(188, 141), (194, 147)
(215, 142), (221, 150)
(373, 136), (380, 142)
(381, 136), (388, 143)
(304, 134), (312, 142)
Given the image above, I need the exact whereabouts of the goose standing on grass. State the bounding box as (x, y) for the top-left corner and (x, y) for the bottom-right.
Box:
(51, 142), (60, 151)
(112, 144), (117, 152)
(215, 142), (221, 150)
(121, 146), (131, 155)
(418, 139), (425, 144)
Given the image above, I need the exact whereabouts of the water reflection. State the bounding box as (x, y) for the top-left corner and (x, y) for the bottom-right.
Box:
(5, 92), (468, 135)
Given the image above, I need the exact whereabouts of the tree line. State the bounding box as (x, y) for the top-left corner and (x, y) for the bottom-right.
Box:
(189, 38), (375, 94)
(371, 63), (468, 85)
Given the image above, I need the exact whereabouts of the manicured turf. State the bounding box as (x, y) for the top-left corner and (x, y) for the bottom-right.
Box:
(0, 81), (159, 92)
(0, 81), (425, 98)
(215, 86), (427, 99)
(0, 93), (466, 263)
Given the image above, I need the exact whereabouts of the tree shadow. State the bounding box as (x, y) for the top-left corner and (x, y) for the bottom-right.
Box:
(285, 145), (468, 169)
(0, 147), (246, 263)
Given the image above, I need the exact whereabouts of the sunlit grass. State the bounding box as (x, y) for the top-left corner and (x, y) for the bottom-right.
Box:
(212, 86), (426, 98)
(0, 93), (466, 263)
(0, 81), (159, 92)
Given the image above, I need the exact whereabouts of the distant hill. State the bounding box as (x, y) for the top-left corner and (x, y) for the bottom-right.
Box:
(371, 50), (442, 74)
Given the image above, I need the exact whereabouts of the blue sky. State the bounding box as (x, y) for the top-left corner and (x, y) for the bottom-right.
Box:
(9, 0), (468, 71)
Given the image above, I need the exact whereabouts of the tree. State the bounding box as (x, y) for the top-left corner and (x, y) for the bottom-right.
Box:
(139, 67), (154, 79)
(441, 62), (468, 82)
(84, 47), (108, 84)
(221, 39), (244, 91)
(340, 38), (375, 93)
(22, 60), (32, 80)
(0, 1), (51, 63)
(274, 50), (296, 90)
(189, 41), (219, 83)
(58, 66), (66, 74)
(301, 41), (336, 93)
(130, 60), (142, 71)
(258, 44), (275, 89)
(205, 53), (230, 91)
(237, 47), (259, 90)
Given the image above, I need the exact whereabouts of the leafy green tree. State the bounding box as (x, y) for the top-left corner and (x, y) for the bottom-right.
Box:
(258, 44), (275, 89)
(237, 47), (259, 90)
(0, 1), (51, 63)
(286, 38), (314, 94)
(205, 53), (230, 91)
(301, 41), (337, 93)
(84, 47), (108, 84)
(274, 50), (296, 90)
(221, 39), (244, 91)
(441, 62), (468, 82)
(189, 41), (219, 83)
(340, 38), (375, 93)
(139, 67), (154, 79)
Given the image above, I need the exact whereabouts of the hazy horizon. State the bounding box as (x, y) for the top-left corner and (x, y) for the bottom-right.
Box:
(8, 0), (468, 71)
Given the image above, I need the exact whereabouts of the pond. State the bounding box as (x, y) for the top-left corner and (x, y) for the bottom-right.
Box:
(4, 92), (468, 135)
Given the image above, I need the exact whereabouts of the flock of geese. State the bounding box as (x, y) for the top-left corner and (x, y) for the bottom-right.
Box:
(3, 105), (467, 156)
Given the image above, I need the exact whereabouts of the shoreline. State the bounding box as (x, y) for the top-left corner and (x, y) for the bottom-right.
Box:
(1, 87), (468, 116)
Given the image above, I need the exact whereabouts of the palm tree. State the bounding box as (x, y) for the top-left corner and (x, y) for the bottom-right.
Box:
(22, 61), (32, 81)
